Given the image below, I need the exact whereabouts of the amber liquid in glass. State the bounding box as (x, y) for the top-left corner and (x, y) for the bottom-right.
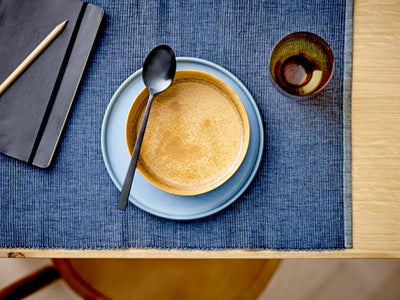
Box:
(270, 32), (334, 97)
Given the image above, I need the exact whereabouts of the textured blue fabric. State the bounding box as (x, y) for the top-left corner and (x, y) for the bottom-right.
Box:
(0, 0), (352, 250)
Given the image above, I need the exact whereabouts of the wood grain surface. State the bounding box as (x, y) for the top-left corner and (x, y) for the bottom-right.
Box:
(53, 259), (280, 299)
(1, 0), (399, 258)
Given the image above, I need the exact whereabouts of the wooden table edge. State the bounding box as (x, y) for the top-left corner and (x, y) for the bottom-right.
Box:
(1, 248), (400, 259)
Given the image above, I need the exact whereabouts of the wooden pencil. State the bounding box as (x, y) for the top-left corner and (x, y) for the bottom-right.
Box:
(0, 20), (68, 95)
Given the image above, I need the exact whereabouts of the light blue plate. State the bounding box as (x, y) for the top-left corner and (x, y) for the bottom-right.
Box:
(101, 57), (264, 220)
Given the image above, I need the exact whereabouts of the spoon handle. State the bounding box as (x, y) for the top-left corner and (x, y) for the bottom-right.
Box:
(117, 93), (154, 210)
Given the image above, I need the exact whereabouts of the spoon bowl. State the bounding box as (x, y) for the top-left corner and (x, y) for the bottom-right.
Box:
(143, 46), (176, 94)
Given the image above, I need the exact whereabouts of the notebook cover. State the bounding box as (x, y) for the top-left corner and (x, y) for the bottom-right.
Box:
(0, 0), (103, 168)
(32, 4), (104, 168)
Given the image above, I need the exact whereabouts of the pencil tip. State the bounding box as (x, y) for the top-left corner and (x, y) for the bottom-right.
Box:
(58, 20), (68, 30)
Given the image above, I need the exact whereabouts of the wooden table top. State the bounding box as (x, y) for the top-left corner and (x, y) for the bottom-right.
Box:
(2, 0), (399, 258)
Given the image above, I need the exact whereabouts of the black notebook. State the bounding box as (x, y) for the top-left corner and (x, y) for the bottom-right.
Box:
(0, 0), (104, 168)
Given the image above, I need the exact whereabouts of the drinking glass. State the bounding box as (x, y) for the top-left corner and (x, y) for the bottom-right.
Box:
(269, 32), (334, 98)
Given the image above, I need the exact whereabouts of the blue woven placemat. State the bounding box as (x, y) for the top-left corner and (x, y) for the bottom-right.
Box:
(0, 0), (352, 250)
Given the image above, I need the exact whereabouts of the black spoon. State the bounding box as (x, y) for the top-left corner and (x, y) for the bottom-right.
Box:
(117, 45), (176, 210)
